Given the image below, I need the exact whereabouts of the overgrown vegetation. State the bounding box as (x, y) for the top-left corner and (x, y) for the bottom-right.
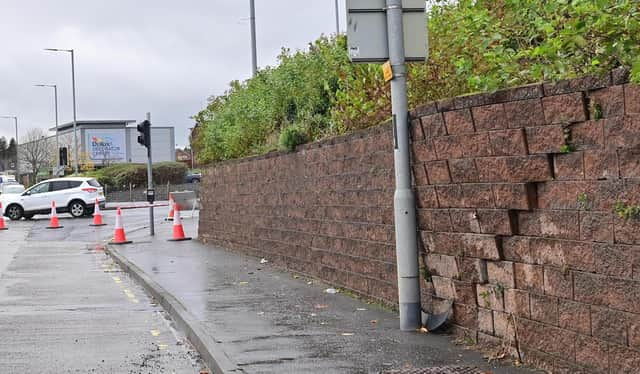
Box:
(194, 0), (640, 163)
(614, 201), (640, 219)
(86, 162), (187, 188)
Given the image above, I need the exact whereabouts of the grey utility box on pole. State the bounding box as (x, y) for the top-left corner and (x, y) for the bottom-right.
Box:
(346, 0), (427, 331)
(346, 0), (427, 63)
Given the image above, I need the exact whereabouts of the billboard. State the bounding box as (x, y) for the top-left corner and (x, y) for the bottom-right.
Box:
(86, 130), (125, 163)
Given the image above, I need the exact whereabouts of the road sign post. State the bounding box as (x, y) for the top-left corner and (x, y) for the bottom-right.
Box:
(346, 0), (427, 331)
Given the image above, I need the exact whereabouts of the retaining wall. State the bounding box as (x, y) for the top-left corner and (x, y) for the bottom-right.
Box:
(199, 69), (640, 372)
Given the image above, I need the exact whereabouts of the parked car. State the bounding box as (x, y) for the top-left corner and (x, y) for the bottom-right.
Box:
(0, 183), (25, 195)
(1, 177), (106, 220)
(185, 172), (201, 183)
(0, 175), (17, 189)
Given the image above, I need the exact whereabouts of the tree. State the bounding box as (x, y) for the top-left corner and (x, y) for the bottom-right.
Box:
(6, 138), (16, 167)
(19, 128), (53, 183)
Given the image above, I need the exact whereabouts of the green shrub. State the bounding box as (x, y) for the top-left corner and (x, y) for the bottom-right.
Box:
(279, 125), (308, 151)
(152, 162), (188, 184)
(194, 0), (640, 163)
(84, 162), (186, 188)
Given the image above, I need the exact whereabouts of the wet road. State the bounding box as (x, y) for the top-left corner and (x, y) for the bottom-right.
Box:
(0, 210), (206, 373)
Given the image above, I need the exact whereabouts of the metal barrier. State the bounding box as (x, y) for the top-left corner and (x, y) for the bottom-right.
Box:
(171, 190), (198, 218)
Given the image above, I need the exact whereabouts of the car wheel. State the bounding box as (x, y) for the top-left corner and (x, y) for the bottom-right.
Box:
(192, 178), (200, 183)
(6, 204), (23, 221)
(69, 200), (86, 218)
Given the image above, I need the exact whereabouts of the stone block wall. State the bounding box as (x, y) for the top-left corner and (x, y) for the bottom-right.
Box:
(199, 69), (640, 372)
(411, 69), (640, 373)
(199, 124), (399, 303)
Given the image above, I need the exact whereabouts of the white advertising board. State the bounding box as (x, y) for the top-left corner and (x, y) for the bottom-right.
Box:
(86, 129), (126, 162)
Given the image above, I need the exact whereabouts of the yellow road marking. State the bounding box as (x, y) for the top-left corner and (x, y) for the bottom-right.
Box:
(150, 330), (161, 337)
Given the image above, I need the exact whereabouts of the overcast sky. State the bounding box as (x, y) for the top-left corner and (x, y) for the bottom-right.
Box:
(0, 0), (345, 147)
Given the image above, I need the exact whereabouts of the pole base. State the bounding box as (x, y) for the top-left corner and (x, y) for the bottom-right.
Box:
(109, 240), (132, 245)
(399, 302), (422, 331)
(89, 223), (108, 227)
(46, 226), (64, 230)
(168, 237), (192, 242)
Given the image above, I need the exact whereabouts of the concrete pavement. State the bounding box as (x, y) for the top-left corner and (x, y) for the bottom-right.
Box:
(104, 211), (539, 374)
(0, 217), (207, 373)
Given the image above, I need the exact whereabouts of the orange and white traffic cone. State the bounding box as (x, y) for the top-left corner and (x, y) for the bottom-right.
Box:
(165, 194), (175, 221)
(110, 207), (131, 245)
(89, 198), (107, 227)
(46, 200), (64, 229)
(0, 202), (8, 231)
(168, 203), (191, 242)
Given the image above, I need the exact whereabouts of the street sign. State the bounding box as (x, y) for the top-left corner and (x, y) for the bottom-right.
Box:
(346, 0), (428, 63)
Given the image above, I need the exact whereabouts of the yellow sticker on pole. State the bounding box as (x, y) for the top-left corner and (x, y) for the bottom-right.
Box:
(382, 61), (393, 82)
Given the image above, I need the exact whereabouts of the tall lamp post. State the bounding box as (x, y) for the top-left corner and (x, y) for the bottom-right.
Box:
(45, 48), (78, 174)
(249, 0), (257, 77)
(334, 0), (340, 34)
(35, 84), (60, 169)
(0, 116), (19, 178)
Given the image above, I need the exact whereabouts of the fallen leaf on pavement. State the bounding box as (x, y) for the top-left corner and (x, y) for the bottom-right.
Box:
(370, 319), (378, 324)
(315, 304), (328, 309)
(341, 332), (354, 336)
(417, 327), (429, 333)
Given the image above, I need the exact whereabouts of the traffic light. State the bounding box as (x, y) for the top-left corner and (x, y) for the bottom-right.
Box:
(137, 120), (151, 148)
(59, 147), (68, 166)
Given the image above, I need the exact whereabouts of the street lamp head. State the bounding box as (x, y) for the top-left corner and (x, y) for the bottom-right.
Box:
(0, 115), (17, 119)
(35, 84), (56, 88)
(44, 48), (73, 53)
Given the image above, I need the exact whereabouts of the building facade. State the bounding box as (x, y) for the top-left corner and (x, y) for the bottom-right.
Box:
(51, 120), (176, 166)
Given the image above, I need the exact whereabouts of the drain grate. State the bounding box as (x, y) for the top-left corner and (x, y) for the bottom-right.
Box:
(381, 366), (488, 374)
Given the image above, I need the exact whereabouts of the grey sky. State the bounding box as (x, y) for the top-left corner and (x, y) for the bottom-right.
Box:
(0, 0), (345, 147)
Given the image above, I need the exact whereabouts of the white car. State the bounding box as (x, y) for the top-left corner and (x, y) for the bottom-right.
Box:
(1, 177), (106, 220)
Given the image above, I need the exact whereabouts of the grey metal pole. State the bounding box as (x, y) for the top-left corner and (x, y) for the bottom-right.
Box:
(54, 85), (59, 169)
(14, 117), (18, 179)
(146, 112), (155, 236)
(334, 0), (340, 34)
(70, 49), (79, 174)
(386, 0), (421, 331)
(249, 0), (258, 77)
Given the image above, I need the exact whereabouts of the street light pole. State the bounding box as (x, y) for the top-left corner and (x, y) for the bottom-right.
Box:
(335, 0), (340, 34)
(35, 84), (59, 169)
(386, 0), (421, 331)
(45, 48), (79, 174)
(249, 0), (257, 77)
(0, 116), (18, 178)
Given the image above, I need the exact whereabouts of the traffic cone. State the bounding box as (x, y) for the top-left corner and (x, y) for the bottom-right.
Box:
(168, 203), (191, 242)
(89, 199), (107, 227)
(0, 202), (8, 231)
(46, 200), (64, 229)
(110, 207), (132, 245)
(165, 194), (175, 221)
